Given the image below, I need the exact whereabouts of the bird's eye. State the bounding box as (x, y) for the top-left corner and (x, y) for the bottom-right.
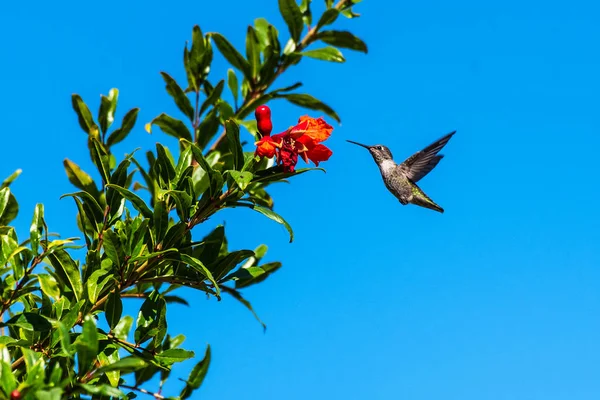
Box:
(378, 146), (384, 150)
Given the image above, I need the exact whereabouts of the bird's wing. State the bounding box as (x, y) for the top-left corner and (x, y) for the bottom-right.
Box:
(398, 131), (456, 182)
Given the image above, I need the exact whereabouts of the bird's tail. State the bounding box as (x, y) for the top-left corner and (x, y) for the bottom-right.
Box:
(411, 183), (444, 213)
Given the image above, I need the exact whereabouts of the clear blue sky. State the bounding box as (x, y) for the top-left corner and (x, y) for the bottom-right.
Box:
(2, 0), (600, 398)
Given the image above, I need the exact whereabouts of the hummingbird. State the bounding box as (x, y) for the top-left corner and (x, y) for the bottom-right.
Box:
(347, 131), (455, 213)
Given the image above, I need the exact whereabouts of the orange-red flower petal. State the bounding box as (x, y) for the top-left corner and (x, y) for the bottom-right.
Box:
(305, 143), (333, 166)
(296, 116), (333, 142)
(254, 136), (281, 158)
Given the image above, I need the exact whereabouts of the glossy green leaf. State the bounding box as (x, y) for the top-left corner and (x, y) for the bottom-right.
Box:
(225, 119), (244, 171)
(228, 171), (253, 191)
(227, 69), (239, 107)
(89, 138), (111, 184)
(113, 315), (134, 341)
(71, 94), (97, 134)
(235, 262), (282, 288)
(232, 203), (294, 242)
(47, 249), (83, 302)
(29, 203), (44, 255)
(103, 229), (122, 267)
(245, 26), (261, 79)
(0, 192), (18, 226)
(161, 72), (195, 122)
(179, 254), (220, 297)
(183, 140), (219, 197)
(0, 169), (21, 190)
(180, 345), (211, 399)
(300, 46), (345, 62)
(211, 250), (255, 281)
(316, 30), (368, 52)
(79, 384), (124, 398)
(199, 80), (225, 116)
(155, 348), (195, 365)
(278, 0), (304, 42)
(63, 159), (101, 200)
(86, 267), (112, 304)
(153, 200), (168, 245)
(300, 0), (312, 25)
(210, 33), (251, 79)
(107, 107), (140, 147)
(2, 312), (52, 332)
(145, 113), (192, 141)
(99, 356), (147, 373)
(221, 286), (266, 330)
(105, 290), (123, 330)
(38, 273), (60, 301)
(277, 93), (340, 123)
(105, 184), (153, 218)
(98, 88), (119, 134)
(316, 8), (339, 30)
(187, 25), (212, 91)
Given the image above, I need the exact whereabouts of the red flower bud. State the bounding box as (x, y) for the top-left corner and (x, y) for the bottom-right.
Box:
(254, 105), (271, 121)
(255, 105), (272, 136)
(11, 390), (21, 400)
(257, 119), (272, 136)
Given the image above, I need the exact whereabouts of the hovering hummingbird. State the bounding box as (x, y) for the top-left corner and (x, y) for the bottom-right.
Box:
(347, 131), (455, 213)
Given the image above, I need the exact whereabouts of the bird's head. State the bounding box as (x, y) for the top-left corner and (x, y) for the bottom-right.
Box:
(346, 140), (393, 164)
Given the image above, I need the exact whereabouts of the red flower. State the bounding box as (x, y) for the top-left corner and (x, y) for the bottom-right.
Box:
(254, 107), (333, 172)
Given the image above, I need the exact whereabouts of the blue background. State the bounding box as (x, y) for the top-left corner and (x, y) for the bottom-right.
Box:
(2, 0), (600, 398)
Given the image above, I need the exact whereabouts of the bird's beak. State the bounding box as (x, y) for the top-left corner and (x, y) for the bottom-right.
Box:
(346, 140), (370, 149)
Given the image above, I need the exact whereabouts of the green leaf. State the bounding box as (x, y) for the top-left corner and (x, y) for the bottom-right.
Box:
(300, 0), (312, 25)
(187, 25), (213, 91)
(29, 203), (44, 255)
(221, 286), (266, 331)
(86, 267), (112, 304)
(228, 171), (253, 191)
(134, 292), (167, 345)
(227, 69), (239, 107)
(63, 159), (101, 200)
(155, 348), (195, 365)
(0, 192), (18, 226)
(199, 80), (225, 116)
(153, 200), (168, 245)
(105, 290), (123, 331)
(107, 107), (140, 147)
(161, 72), (195, 122)
(98, 88), (119, 134)
(183, 140), (219, 197)
(99, 356), (147, 373)
(47, 249), (83, 302)
(113, 315), (134, 340)
(180, 345), (211, 399)
(245, 26), (261, 79)
(89, 138), (111, 184)
(316, 8), (339, 30)
(2, 312), (52, 332)
(35, 388), (64, 400)
(235, 262), (282, 288)
(145, 113), (192, 141)
(225, 119), (244, 171)
(211, 250), (255, 281)
(210, 33), (251, 79)
(0, 169), (22, 189)
(300, 46), (345, 62)
(38, 274), (60, 301)
(277, 93), (340, 123)
(105, 184), (153, 218)
(179, 254), (220, 297)
(278, 0), (304, 42)
(232, 203), (294, 242)
(76, 316), (99, 374)
(79, 384), (124, 398)
(71, 94), (97, 134)
(316, 30), (368, 52)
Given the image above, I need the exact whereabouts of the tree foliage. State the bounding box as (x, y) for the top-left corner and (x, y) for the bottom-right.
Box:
(0, 0), (366, 398)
